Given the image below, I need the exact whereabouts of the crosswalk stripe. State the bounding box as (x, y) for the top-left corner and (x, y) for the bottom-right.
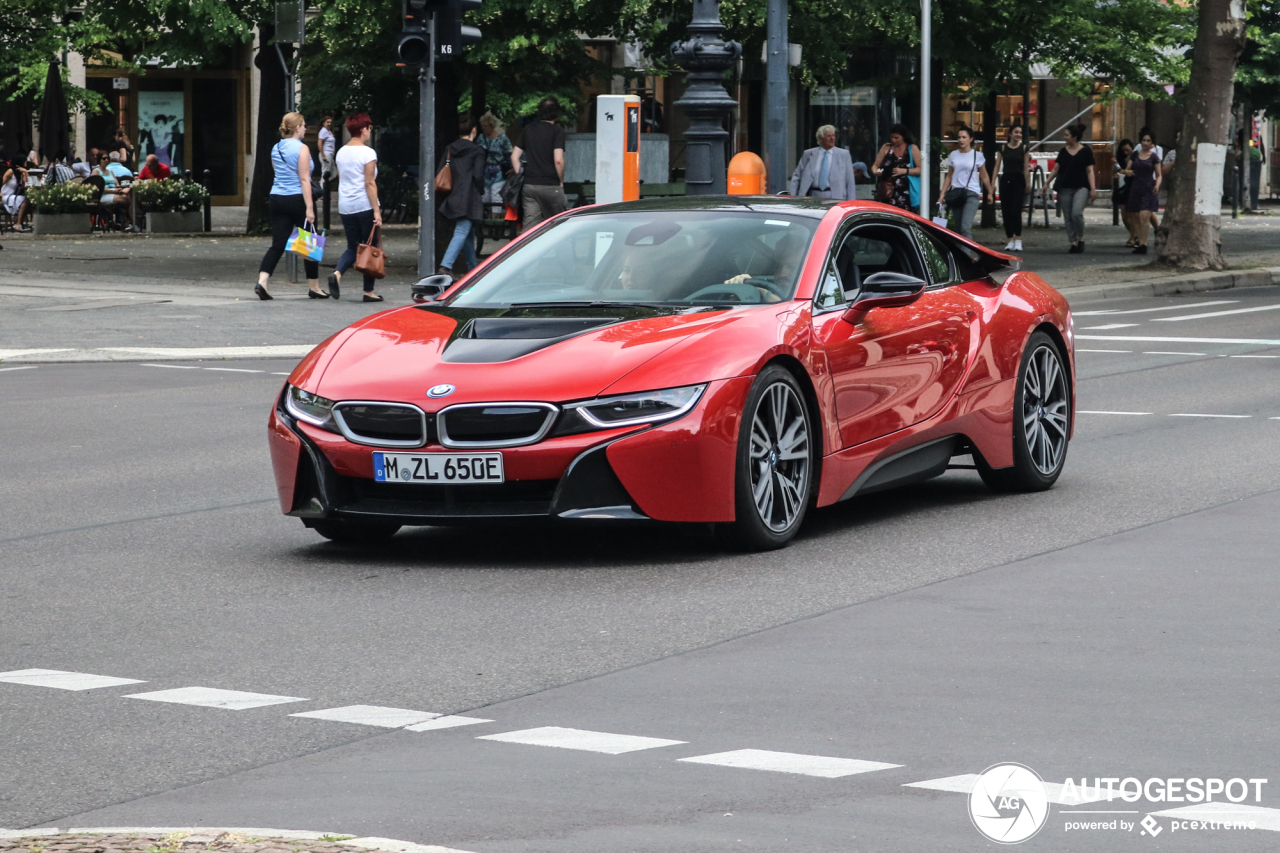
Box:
(124, 686), (307, 710)
(1151, 802), (1280, 831)
(678, 749), (901, 778)
(477, 726), (686, 754)
(0, 669), (146, 691)
(289, 705), (441, 728)
(904, 774), (1113, 805)
(404, 715), (494, 732)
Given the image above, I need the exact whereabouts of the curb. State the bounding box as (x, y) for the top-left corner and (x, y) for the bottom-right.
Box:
(0, 828), (474, 853)
(1059, 266), (1280, 302)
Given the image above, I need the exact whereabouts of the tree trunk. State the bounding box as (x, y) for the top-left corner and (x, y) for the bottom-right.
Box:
(1156, 0), (1247, 269)
(248, 26), (290, 235)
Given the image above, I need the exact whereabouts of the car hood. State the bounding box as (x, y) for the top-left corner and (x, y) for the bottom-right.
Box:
(311, 303), (743, 406)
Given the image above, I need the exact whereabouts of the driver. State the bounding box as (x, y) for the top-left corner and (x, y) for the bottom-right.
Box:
(722, 230), (808, 303)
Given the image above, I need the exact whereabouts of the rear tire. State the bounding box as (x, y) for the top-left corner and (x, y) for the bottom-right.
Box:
(718, 365), (815, 551)
(978, 330), (1071, 492)
(310, 518), (402, 544)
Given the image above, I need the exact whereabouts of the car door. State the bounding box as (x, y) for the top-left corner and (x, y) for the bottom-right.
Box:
(812, 217), (975, 449)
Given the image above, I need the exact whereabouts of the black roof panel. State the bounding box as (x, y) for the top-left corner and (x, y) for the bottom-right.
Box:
(578, 195), (836, 220)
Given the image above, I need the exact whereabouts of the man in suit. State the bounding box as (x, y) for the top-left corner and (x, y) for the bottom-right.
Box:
(790, 125), (857, 199)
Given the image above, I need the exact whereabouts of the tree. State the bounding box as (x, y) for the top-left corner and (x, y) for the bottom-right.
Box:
(1159, 0), (1249, 270)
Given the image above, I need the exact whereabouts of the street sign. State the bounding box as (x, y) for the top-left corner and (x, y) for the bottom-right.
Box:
(112, 78), (129, 90)
(275, 0), (305, 45)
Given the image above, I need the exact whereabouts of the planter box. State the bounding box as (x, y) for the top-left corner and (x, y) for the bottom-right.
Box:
(147, 210), (204, 233)
(33, 212), (91, 235)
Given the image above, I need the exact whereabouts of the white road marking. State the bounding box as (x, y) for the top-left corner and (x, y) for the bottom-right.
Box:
(124, 686), (307, 710)
(140, 363), (199, 369)
(1073, 301), (1237, 316)
(204, 368), (265, 373)
(340, 836), (478, 853)
(1077, 410), (1152, 415)
(271, 372), (291, 375)
(1143, 351), (1206, 356)
(1232, 354), (1280, 358)
(289, 705), (441, 728)
(1077, 349), (1133, 353)
(1152, 303), (1280, 322)
(904, 774), (1112, 805)
(0, 668), (146, 691)
(1169, 413), (1251, 418)
(404, 715), (494, 732)
(677, 749), (901, 778)
(1150, 802), (1280, 832)
(1081, 324), (1140, 330)
(476, 726), (686, 754)
(1077, 334), (1280, 345)
(0, 366), (39, 372)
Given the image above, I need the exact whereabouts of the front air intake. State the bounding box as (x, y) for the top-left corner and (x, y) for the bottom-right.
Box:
(436, 403), (558, 448)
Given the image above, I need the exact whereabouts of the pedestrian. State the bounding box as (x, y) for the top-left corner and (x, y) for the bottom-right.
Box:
(138, 153), (171, 181)
(993, 123), (1030, 250)
(791, 124), (858, 200)
(72, 148), (97, 178)
(510, 97), (566, 228)
(106, 151), (133, 182)
(317, 116), (337, 181)
(2, 160), (31, 231)
(109, 126), (135, 168)
(937, 126), (993, 240)
(1113, 139), (1136, 247)
(46, 152), (76, 185)
(1121, 130), (1162, 255)
(93, 152), (132, 227)
(1045, 123), (1096, 253)
(329, 112), (384, 302)
(255, 111), (326, 300)
(477, 112), (513, 219)
(870, 124), (922, 210)
(437, 113), (486, 279)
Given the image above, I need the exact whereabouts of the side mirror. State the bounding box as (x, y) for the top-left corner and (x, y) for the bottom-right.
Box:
(411, 274), (452, 303)
(842, 272), (927, 322)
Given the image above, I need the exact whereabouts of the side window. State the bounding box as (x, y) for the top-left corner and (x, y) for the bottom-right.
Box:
(914, 226), (955, 286)
(847, 223), (925, 281)
(814, 231), (861, 310)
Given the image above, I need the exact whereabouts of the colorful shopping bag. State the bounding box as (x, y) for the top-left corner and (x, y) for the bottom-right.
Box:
(287, 224), (326, 262)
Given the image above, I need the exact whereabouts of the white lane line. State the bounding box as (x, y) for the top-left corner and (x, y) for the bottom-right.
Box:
(1077, 334), (1280, 345)
(903, 774), (1112, 805)
(476, 726), (686, 754)
(1077, 410), (1152, 416)
(124, 686), (307, 710)
(1169, 413), (1251, 419)
(1232, 354), (1280, 358)
(404, 715), (494, 732)
(1143, 351), (1206, 356)
(1152, 303), (1280, 322)
(1151, 802), (1280, 832)
(1077, 349), (1133, 353)
(271, 372), (291, 375)
(677, 749), (901, 778)
(1081, 323), (1140, 330)
(203, 367), (265, 373)
(1073, 301), (1237, 316)
(289, 705), (440, 728)
(0, 668), (146, 691)
(0, 366), (39, 372)
(140, 363), (199, 369)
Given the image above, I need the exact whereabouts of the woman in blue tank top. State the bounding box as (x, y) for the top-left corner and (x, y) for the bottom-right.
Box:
(256, 112), (329, 299)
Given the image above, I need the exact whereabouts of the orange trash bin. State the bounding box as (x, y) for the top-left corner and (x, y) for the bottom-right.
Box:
(727, 152), (767, 195)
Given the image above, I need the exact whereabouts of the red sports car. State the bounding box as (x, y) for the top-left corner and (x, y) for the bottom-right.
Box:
(269, 197), (1073, 550)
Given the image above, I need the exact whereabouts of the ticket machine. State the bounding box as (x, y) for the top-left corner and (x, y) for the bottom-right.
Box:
(595, 95), (641, 204)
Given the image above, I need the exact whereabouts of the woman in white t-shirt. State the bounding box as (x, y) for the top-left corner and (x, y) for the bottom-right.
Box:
(937, 126), (994, 240)
(330, 113), (384, 302)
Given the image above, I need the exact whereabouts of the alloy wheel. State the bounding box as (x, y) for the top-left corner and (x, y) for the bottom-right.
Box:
(1022, 344), (1069, 475)
(748, 382), (811, 532)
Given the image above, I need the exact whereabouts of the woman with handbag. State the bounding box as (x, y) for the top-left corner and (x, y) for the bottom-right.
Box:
(870, 124), (922, 211)
(937, 126), (994, 240)
(255, 112), (326, 300)
(437, 114), (486, 279)
(329, 112), (385, 302)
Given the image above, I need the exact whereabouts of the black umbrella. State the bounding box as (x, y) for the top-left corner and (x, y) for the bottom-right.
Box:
(1, 88), (33, 161)
(38, 60), (71, 164)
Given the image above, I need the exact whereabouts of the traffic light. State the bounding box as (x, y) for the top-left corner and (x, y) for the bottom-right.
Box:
(434, 0), (482, 63)
(396, 0), (435, 68)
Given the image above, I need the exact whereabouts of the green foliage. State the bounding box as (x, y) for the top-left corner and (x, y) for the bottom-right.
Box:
(25, 181), (97, 213)
(1237, 0), (1280, 112)
(131, 178), (210, 212)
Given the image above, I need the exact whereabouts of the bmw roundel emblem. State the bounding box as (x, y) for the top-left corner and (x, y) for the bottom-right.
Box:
(427, 383), (455, 398)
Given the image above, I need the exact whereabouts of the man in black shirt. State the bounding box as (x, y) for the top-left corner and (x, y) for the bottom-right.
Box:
(510, 96), (567, 228)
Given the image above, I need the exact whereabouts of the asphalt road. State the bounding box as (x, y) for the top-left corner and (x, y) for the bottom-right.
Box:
(3, 287), (1280, 850)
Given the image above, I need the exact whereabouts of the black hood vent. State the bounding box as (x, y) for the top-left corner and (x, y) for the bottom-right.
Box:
(442, 316), (621, 363)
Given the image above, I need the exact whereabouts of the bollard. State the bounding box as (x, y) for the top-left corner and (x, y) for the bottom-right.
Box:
(202, 169), (212, 232)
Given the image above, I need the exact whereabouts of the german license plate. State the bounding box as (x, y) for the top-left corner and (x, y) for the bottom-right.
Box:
(374, 452), (504, 484)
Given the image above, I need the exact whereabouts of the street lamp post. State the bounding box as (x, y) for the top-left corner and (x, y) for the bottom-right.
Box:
(671, 0), (741, 194)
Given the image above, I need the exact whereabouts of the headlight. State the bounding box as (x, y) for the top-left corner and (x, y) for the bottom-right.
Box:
(552, 384), (706, 435)
(285, 384), (338, 431)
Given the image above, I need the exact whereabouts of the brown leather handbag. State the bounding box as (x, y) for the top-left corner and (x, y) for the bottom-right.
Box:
(354, 224), (386, 279)
(434, 158), (452, 194)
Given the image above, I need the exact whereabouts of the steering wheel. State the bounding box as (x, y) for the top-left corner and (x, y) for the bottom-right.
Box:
(682, 282), (767, 303)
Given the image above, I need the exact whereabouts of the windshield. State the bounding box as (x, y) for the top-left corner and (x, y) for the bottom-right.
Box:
(447, 211), (817, 307)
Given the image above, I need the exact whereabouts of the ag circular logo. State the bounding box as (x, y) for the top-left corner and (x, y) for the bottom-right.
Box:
(969, 763), (1050, 844)
(427, 383), (455, 398)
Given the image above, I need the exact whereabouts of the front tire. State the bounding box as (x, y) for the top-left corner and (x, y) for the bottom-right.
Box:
(978, 330), (1071, 492)
(310, 518), (402, 544)
(719, 365), (815, 551)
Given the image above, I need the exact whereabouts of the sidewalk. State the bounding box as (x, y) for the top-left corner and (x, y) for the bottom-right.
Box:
(3, 207), (1280, 362)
